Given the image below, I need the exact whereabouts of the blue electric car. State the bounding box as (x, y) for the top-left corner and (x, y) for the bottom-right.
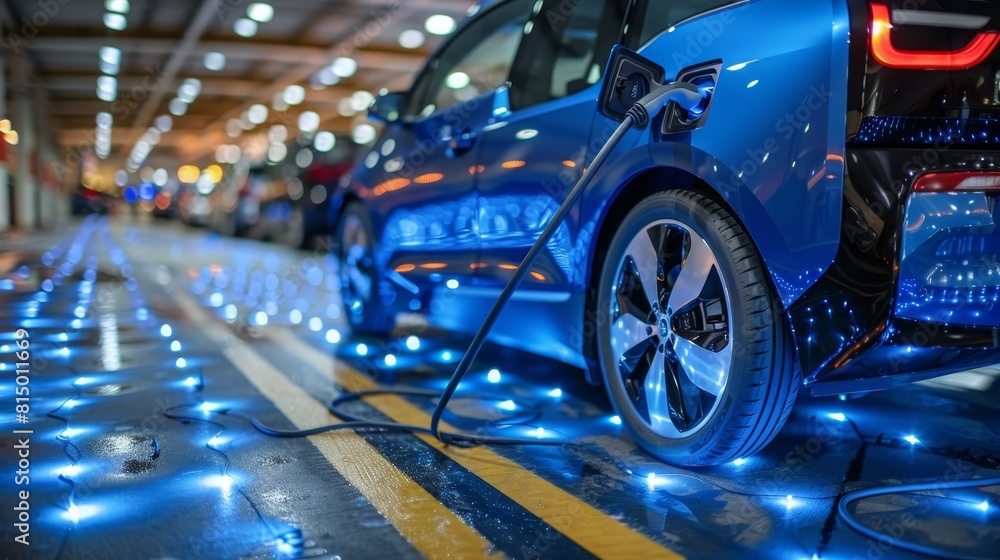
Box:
(333, 0), (1000, 466)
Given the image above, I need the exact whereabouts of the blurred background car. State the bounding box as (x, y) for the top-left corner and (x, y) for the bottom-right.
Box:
(71, 185), (110, 216)
(206, 146), (354, 248)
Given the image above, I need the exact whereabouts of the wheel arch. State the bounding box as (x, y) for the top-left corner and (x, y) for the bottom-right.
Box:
(580, 164), (802, 385)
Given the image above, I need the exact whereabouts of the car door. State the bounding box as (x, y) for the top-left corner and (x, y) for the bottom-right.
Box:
(362, 0), (536, 288)
(448, 0), (628, 362)
(474, 0), (629, 291)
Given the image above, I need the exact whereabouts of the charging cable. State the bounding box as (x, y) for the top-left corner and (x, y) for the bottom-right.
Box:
(250, 81), (707, 446)
(838, 476), (1000, 560)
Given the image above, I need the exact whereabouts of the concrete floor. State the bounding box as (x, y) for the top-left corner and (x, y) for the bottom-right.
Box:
(2, 216), (999, 560)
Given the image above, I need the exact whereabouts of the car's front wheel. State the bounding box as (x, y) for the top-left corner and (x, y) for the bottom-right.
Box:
(596, 190), (799, 467)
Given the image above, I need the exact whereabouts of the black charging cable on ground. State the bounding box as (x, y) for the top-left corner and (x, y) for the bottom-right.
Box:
(838, 475), (1000, 560)
(250, 82), (705, 447)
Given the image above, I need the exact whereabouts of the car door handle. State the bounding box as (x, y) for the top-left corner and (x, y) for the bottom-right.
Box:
(445, 128), (476, 155)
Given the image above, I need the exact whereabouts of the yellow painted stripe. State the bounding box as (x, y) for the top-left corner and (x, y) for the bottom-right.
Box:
(268, 327), (684, 560)
(172, 292), (502, 560)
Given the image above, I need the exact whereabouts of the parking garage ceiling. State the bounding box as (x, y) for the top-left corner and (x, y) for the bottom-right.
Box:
(0, 0), (475, 168)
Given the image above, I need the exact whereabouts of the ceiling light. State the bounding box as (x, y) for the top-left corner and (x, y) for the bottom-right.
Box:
(169, 98), (188, 116)
(282, 84), (305, 106)
(268, 124), (287, 143)
(4, 130), (19, 145)
(271, 92), (288, 112)
(297, 111), (320, 133)
(141, 127), (161, 145)
(352, 124), (376, 145)
(445, 71), (470, 89)
(0, 120), (9, 133)
(247, 3), (273, 23)
(337, 98), (356, 117)
(153, 168), (168, 187)
(177, 78), (201, 103)
(234, 18), (257, 38)
(267, 142), (287, 162)
(314, 131), (335, 152)
(309, 74), (327, 90)
(99, 46), (121, 74)
(331, 57), (357, 78)
(154, 115), (173, 132)
(204, 164), (223, 183)
(196, 173), (215, 194)
(350, 91), (375, 112)
(239, 111), (253, 129)
(99, 59), (120, 75)
(97, 76), (118, 103)
(316, 67), (339, 86)
(178, 165), (199, 183)
(398, 29), (425, 49)
(103, 13), (127, 31)
(105, 0), (129, 13)
(295, 149), (313, 168)
(97, 76), (117, 97)
(219, 146), (235, 165)
(203, 51), (226, 71)
(96, 112), (112, 129)
(248, 104), (268, 125)
(99, 46), (121, 65)
(425, 15), (457, 36)
(226, 119), (242, 137)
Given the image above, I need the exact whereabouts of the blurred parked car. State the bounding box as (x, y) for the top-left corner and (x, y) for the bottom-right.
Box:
(207, 163), (257, 237)
(176, 184), (212, 227)
(256, 162), (351, 248)
(71, 186), (109, 216)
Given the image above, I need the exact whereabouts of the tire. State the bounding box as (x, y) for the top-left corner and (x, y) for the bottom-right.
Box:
(595, 190), (799, 467)
(337, 201), (394, 336)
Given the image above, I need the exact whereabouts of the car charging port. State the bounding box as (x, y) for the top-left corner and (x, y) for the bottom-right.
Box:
(599, 47), (719, 135)
(598, 46), (667, 122)
(663, 63), (720, 134)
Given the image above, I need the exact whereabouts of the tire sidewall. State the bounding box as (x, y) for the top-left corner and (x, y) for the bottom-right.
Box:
(337, 201), (388, 334)
(596, 191), (762, 463)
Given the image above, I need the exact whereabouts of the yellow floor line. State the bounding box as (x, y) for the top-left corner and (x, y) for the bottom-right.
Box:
(268, 326), (684, 560)
(172, 291), (503, 560)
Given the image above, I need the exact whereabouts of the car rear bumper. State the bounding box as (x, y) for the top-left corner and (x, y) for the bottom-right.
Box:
(790, 142), (1000, 394)
(896, 191), (1000, 329)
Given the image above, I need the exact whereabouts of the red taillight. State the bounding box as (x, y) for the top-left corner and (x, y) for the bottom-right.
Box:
(913, 171), (1000, 192)
(870, 3), (1000, 70)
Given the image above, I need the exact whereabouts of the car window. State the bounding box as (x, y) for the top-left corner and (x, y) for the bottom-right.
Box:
(406, 0), (534, 119)
(512, 0), (628, 109)
(638, 0), (738, 45)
